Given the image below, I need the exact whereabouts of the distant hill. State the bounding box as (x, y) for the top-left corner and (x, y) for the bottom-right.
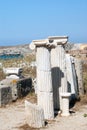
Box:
(0, 44), (33, 55)
(65, 43), (87, 51)
(0, 43), (87, 56)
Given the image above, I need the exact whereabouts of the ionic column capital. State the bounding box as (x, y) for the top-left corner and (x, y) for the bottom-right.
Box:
(48, 36), (68, 45)
(29, 39), (56, 50)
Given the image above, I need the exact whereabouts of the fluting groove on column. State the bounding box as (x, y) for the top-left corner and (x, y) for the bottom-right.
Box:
(36, 47), (51, 71)
(51, 45), (67, 110)
(66, 54), (75, 94)
(50, 36), (68, 110)
(58, 45), (67, 110)
(37, 92), (54, 119)
(51, 47), (60, 109)
(37, 69), (53, 92)
(60, 45), (67, 92)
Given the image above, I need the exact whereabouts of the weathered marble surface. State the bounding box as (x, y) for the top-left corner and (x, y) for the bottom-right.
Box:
(25, 100), (45, 128)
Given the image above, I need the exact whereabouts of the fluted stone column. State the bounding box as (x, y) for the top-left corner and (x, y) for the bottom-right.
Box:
(49, 36), (68, 110)
(60, 92), (71, 116)
(30, 39), (54, 119)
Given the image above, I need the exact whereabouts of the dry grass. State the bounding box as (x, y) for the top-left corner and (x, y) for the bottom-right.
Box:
(23, 54), (35, 63)
(72, 63), (87, 111)
(22, 67), (36, 79)
(73, 94), (87, 111)
(80, 94), (87, 105)
(1, 54), (87, 110)
(0, 68), (6, 81)
(0, 54), (36, 79)
(0, 54), (35, 67)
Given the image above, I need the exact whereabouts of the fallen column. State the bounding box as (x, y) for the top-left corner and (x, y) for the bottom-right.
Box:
(50, 36), (68, 110)
(25, 100), (45, 128)
(29, 39), (54, 119)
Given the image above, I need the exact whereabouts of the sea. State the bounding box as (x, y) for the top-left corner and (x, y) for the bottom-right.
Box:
(0, 54), (23, 60)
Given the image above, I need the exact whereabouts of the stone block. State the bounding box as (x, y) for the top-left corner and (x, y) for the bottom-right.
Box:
(17, 77), (32, 97)
(25, 100), (45, 128)
(0, 85), (12, 107)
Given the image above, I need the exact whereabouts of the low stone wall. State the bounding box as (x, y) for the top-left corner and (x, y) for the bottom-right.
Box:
(0, 77), (32, 106)
(17, 77), (32, 98)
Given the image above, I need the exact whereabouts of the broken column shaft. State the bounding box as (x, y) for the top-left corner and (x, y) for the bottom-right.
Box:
(25, 100), (45, 128)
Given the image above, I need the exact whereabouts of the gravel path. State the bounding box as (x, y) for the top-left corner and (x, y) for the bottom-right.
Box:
(0, 101), (26, 130)
(0, 101), (87, 130)
(41, 105), (87, 130)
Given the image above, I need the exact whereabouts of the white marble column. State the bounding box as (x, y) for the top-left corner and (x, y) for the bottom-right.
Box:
(49, 36), (68, 110)
(30, 39), (54, 119)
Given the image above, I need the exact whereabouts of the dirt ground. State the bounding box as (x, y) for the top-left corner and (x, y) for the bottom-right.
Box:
(0, 96), (87, 130)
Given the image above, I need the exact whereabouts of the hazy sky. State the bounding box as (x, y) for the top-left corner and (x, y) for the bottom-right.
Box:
(0, 0), (87, 46)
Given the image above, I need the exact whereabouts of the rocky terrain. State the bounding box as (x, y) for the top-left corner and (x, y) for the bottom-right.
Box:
(0, 94), (87, 130)
(0, 44), (33, 55)
(0, 42), (87, 130)
(0, 42), (87, 55)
